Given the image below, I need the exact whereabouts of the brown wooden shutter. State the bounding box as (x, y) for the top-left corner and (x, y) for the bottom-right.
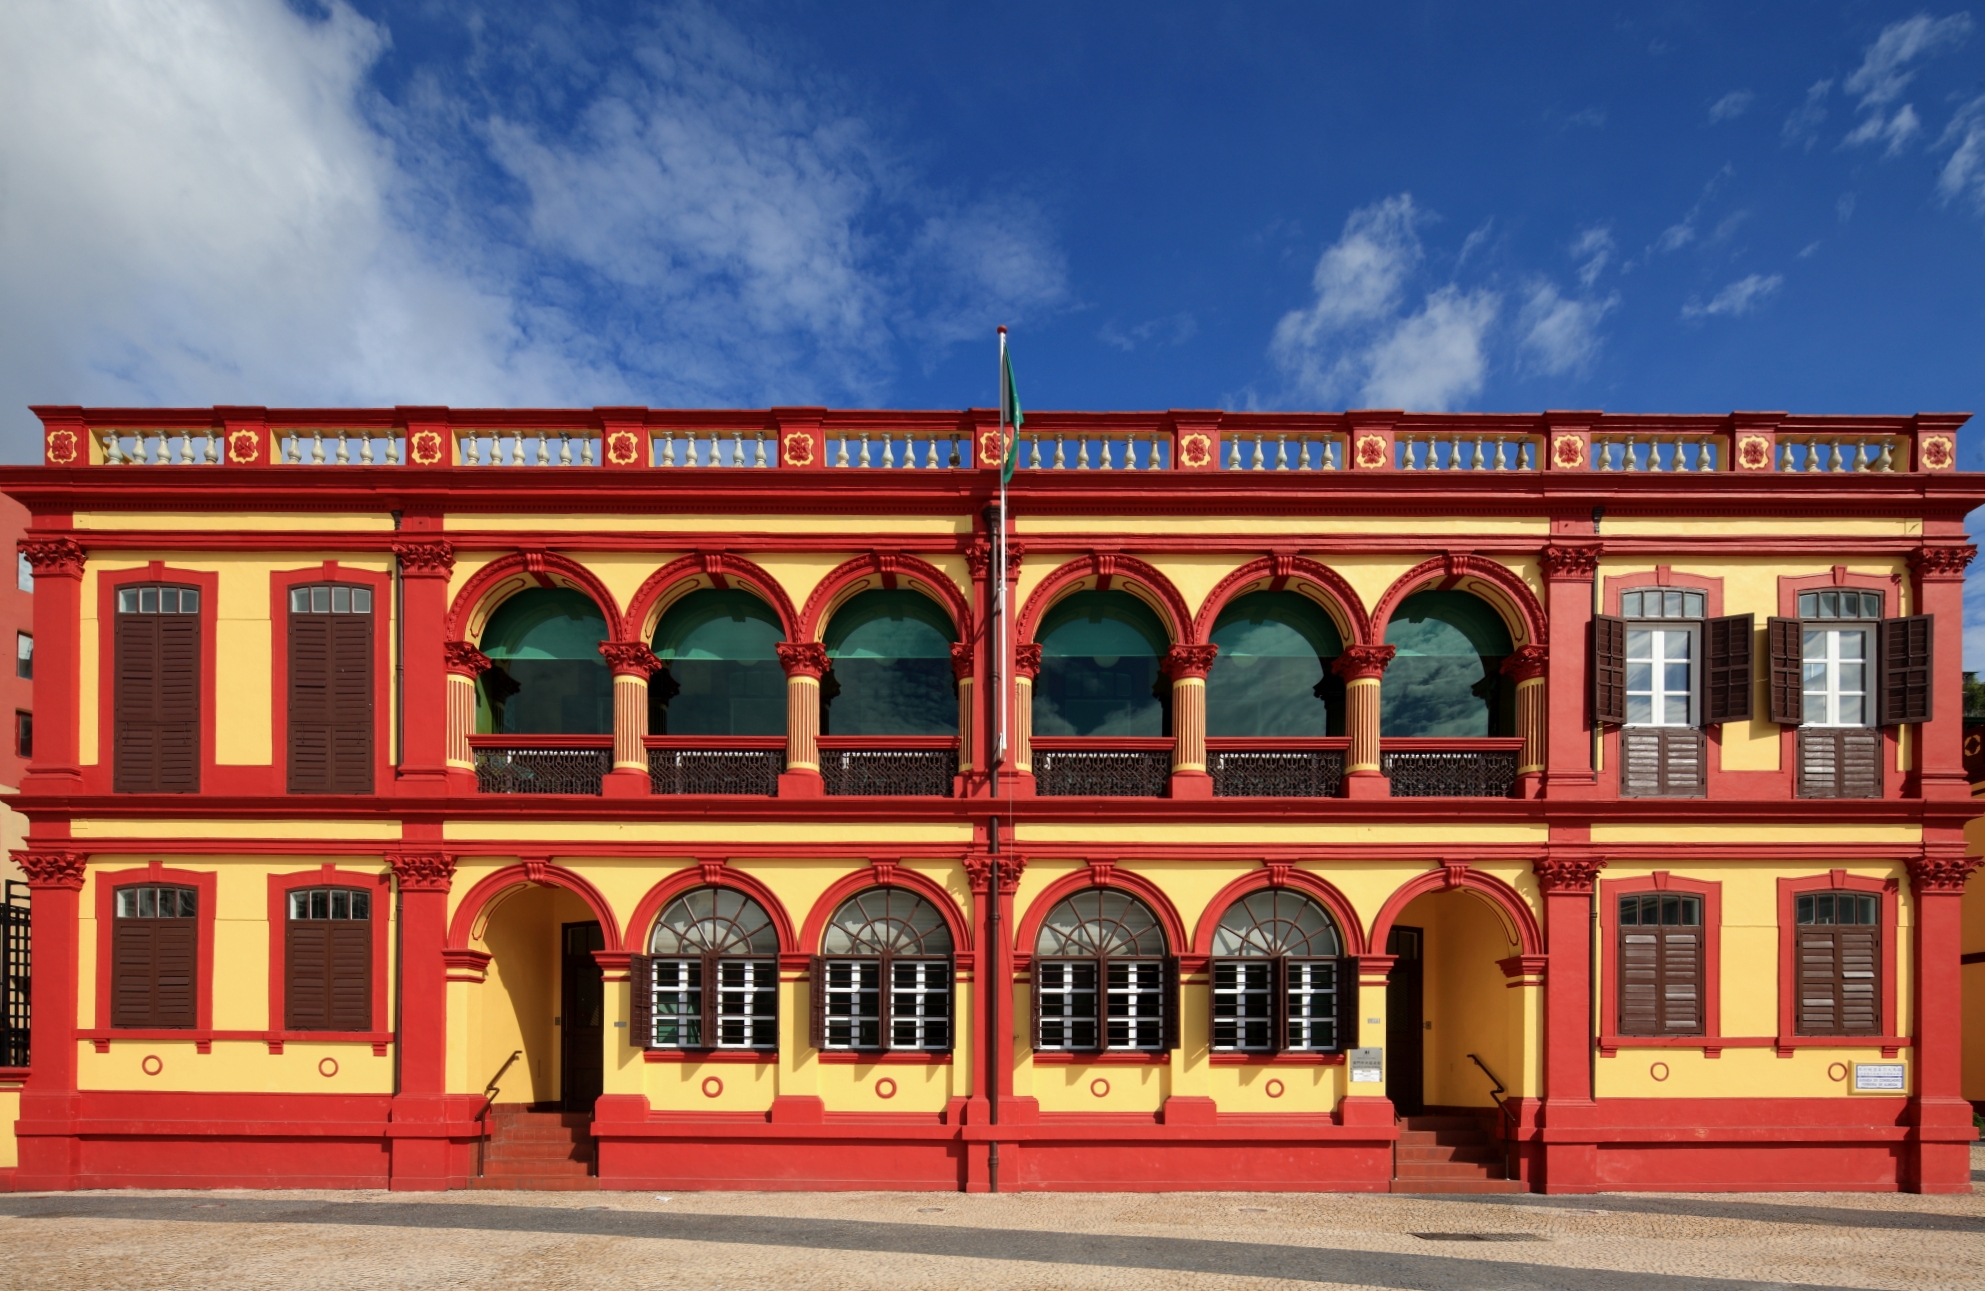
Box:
(1620, 728), (1705, 798)
(1659, 926), (1702, 1033)
(1616, 912), (1702, 1036)
(1592, 615), (1627, 724)
(1270, 955), (1289, 1056)
(1797, 728), (1883, 799)
(112, 916), (158, 1027)
(290, 600), (373, 794)
(327, 923), (371, 1031)
(1703, 615), (1754, 723)
(876, 954), (894, 1051)
(153, 919), (196, 1027)
(1767, 617), (1804, 725)
(1338, 958), (1358, 1052)
(1797, 926), (1842, 1034)
(155, 617), (200, 792)
(289, 616), (331, 793)
(1878, 615), (1933, 725)
(329, 614), (373, 791)
(807, 955), (825, 1051)
(1616, 925), (1660, 1035)
(285, 921), (329, 1030)
(1161, 956), (1180, 1051)
(1028, 960), (1043, 1053)
(114, 616), (160, 793)
(627, 953), (652, 1048)
(1837, 927), (1879, 1034)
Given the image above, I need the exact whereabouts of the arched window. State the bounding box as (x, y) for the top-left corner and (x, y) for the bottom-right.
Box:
(1033, 889), (1172, 1052)
(1206, 592), (1345, 736)
(650, 589), (786, 736)
(634, 888), (779, 1051)
(821, 590), (958, 736)
(476, 589), (612, 735)
(1210, 890), (1345, 1053)
(1034, 591), (1171, 737)
(1381, 591), (1515, 737)
(815, 888), (955, 1052)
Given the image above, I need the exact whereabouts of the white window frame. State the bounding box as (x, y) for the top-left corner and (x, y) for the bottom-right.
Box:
(1624, 623), (1698, 727)
(712, 957), (778, 1048)
(650, 957), (703, 1048)
(1801, 625), (1873, 728)
(1211, 960), (1275, 1052)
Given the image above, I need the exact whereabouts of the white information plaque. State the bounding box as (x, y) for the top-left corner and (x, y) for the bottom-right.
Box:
(1852, 1062), (1906, 1093)
(1349, 1046), (1383, 1084)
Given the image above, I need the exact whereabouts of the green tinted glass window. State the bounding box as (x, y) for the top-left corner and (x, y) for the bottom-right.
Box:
(1034, 591), (1170, 737)
(476, 589), (611, 734)
(1380, 592), (1515, 737)
(1207, 592), (1344, 736)
(650, 589), (786, 736)
(822, 590), (958, 736)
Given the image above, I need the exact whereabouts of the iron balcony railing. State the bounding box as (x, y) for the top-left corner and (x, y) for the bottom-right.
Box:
(1207, 738), (1349, 798)
(1033, 737), (1174, 798)
(470, 736), (611, 796)
(1379, 738), (1524, 798)
(646, 738), (784, 796)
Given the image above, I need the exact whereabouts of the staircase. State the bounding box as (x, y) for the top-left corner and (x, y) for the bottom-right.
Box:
(1392, 1111), (1523, 1193)
(470, 1105), (598, 1191)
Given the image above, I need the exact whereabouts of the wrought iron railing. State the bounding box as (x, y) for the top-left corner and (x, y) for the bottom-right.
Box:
(1034, 739), (1173, 797)
(471, 738), (610, 795)
(1208, 740), (1347, 797)
(647, 743), (783, 795)
(819, 740), (958, 796)
(2, 881), (27, 1068)
(1380, 738), (1522, 798)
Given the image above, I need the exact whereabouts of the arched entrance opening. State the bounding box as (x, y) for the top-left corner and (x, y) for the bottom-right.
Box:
(469, 883), (610, 1113)
(1383, 886), (1530, 1119)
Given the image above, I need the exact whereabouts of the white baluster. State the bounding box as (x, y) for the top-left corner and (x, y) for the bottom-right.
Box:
(582, 436), (596, 466)
(1400, 437), (1417, 470)
(388, 436), (403, 466)
(1323, 439), (1339, 470)
(1049, 435), (1063, 469)
(1826, 440), (1845, 473)
(853, 433), (868, 468)
(1805, 439), (1825, 473)
(1226, 437), (1242, 470)
(727, 430), (742, 467)
(1876, 439), (1896, 472)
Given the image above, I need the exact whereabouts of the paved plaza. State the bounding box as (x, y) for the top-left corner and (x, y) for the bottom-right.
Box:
(1, 1158), (1981, 1291)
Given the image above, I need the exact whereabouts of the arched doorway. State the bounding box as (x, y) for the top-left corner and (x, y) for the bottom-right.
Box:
(470, 882), (610, 1112)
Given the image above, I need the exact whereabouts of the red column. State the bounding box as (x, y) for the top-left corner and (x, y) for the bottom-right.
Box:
(1504, 644), (1549, 799)
(394, 541), (454, 797)
(1907, 544), (1975, 799)
(1905, 848), (1980, 1192)
(1163, 644), (1218, 799)
(1540, 544), (1601, 798)
(12, 850), (85, 1190)
(1334, 645), (1395, 798)
(1534, 853), (1604, 1193)
(775, 642), (826, 798)
(387, 851), (458, 1190)
(442, 641), (488, 794)
(599, 641), (660, 798)
(20, 538), (85, 791)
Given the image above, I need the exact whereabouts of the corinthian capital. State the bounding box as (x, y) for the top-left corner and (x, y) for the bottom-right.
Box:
(392, 541), (456, 578)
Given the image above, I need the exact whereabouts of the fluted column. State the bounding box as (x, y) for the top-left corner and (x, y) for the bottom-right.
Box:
(442, 641), (488, 793)
(1333, 644), (1395, 799)
(776, 642), (827, 798)
(1012, 643), (1042, 777)
(1163, 643), (1218, 799)
(1503, 644), (1549, 799)
(599, 641), (661, 797)
(952, 642), (974, 780)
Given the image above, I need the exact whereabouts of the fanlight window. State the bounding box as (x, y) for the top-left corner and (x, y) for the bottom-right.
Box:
(476, 589), (611, 735)
(650, 588), (786, 736)
(1381, 591), (1515, 737)
(1206, 592), (1345, 737)
(822, 590), (959, 736)
(1033, 889), (1172, 1052)
(1210, 890), (1344, 1053)
(1033, 591), (1171, 738)
(816, 888), (955, 1052)
(638, 888), (779, 1051)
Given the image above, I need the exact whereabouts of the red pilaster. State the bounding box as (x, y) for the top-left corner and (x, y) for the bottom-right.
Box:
(1534, 853), (1604, 1193)
(387, 851), (456, 1190)
(1540, 543), (1601, 798)
(12, 850), (85, 1190)
(20, 538), (86, 791)
(966, 851), (1031, 1190)
(1907, 544), (1975, 799)
(1905, 849), (1980, 1191)
(394, 539), (455, 797)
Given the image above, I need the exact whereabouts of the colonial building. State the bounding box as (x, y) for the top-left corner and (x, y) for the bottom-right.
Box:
(0, 404), (1978, 1194)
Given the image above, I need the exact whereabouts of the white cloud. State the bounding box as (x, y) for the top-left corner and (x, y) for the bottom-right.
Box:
(1844, 103), (1923, 155)
(1799, 240), (1823, 258)
(1936, 95), (1985, 211)
(1681, 273), (1784, 320)
(1708, 90), (1754, 122)
(1518, 283), (1618, 376)
(1783, 79), (1833, 149)
(1838, 192), (1858, 222)
(1269, 195), (1502, 412)
(1571, 226), (1615, 287)
(1098, 313), (1198, 353)
(1843, 13), (1972, 108)
(1647, 165), (1734, 257)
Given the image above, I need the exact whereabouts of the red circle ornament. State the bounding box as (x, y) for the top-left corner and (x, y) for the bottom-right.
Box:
(1264, 1078), (1285, 1099)
(318, 1057), (340, 1078)
(875, 1077), (897, 1100)
(701, 1076), (724, 1098)
(1828, 1062), (1849, 1083)
(141, 1055), (164, 1076)
(1920, 435), (1955, 470)
(1649, 1061), (1670, 1083)
(1088, 1078), (1110, 1098)
(45, 428), (78, 465)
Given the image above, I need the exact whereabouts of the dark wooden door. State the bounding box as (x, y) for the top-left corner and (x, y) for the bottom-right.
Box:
(561, 921), (605, 1113)
(1385, 925), (1424, 1117)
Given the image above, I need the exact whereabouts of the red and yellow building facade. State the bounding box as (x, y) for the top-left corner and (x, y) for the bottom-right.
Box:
(1, 404), (1980, 1194)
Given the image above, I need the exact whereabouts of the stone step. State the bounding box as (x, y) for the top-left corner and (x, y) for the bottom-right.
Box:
(483, 1124), (592, 1144)
(468, 1175), (601, 1192)
(1391, 1177), (1527, 1194)
(482, 1157), (593, 1176)
(1399, 1115), (1493, 1131)
(1397, 1130), (1492, 1147)
(1397, 1143), (1503, 1165)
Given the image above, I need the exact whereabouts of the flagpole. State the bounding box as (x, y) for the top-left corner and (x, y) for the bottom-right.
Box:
(995, 327), (1009, 779)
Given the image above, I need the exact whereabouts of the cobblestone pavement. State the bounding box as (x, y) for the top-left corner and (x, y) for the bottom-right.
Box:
(1, 1159), (1981, 1291)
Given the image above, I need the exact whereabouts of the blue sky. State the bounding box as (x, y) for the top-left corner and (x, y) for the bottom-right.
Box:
(3, 2), (1984, 643)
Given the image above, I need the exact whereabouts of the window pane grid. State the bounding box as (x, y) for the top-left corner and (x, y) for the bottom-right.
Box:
(714, 958), (777, 1048)
(1622, 589), (1705, 619)
(1035, 959), (1098, 1051)
(116, 585), (199, 615)
(289, 584), (374, 615)
(114, 885), (197, 918)
(1802, 627), (1870, 727)
(888, 958), (951, 1050)
(1285, 959), (1339, 1051)
(650, 958), (702, 1048)
(823, 958), (881, 1049)
(1798, 590), (1882, 619)
(1211, 960), (1274, 1051)
(1795, 892), (1878, 925)
(1106, 959), (1164, 1050)
(286, 886), (370, 921)
(1625, 626), (1694, 726)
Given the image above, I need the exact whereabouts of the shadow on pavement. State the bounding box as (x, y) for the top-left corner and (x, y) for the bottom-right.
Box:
(1433, 1191), (1985, 1234)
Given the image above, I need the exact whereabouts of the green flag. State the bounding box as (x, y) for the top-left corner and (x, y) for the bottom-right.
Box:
(1000, 337), (1023, 484)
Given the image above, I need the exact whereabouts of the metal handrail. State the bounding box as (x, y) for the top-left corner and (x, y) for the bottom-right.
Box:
(1467, 1052), (1519, 1179)
(474, 1049), (523, 1179)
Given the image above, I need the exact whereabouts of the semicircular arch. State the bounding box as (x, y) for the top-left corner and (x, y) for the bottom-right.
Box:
(1192, 557), (1371, 647)
(625, 554), (800, 646)
(1016, 555), (1190, 647)
(623, 865), (799, 957)
(1368, 555), (1546, 651)
(447, 862), (625, 952)
(1367, 866), (1542, 960)
(799, 554), (972, 645)
(798, 866), (972, 954)
(1191, 869), (1368, 958)
(449, 553), (626, 645)
(1013, 866), (1188, 962)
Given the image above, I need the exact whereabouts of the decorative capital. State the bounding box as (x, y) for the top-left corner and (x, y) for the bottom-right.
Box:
(13, 849), (85, 890)
(1331, 643), (1397, 682)
(1539, 543), (1602, 582)
(950, 641), (974, 681)
(1162, 643), (1219, 681)
(1906, 853), (1981, 893)
(1086, 858), (1117, 886)
(1533, 855), (1605, 894)
(965, 538), (1025, 583)
(20, 537), (85, 579)
(1439, 859), (1471, 890)
(1908, 544), (1976, 582)
(1014, 642), (1043, 680)
(965, 852), (1026, 895)
(775, 641), (829, 679)
(870, 858), (900, 886)
(698, 857), (728, 885)
(444, 640), (491, 676)
(1263, 860), (1293, 888)
(599, 640), (662, 676)
(387, 852), (456, 892)
(1501, 643), (1549, 683)
(392, 541), (455, 578)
